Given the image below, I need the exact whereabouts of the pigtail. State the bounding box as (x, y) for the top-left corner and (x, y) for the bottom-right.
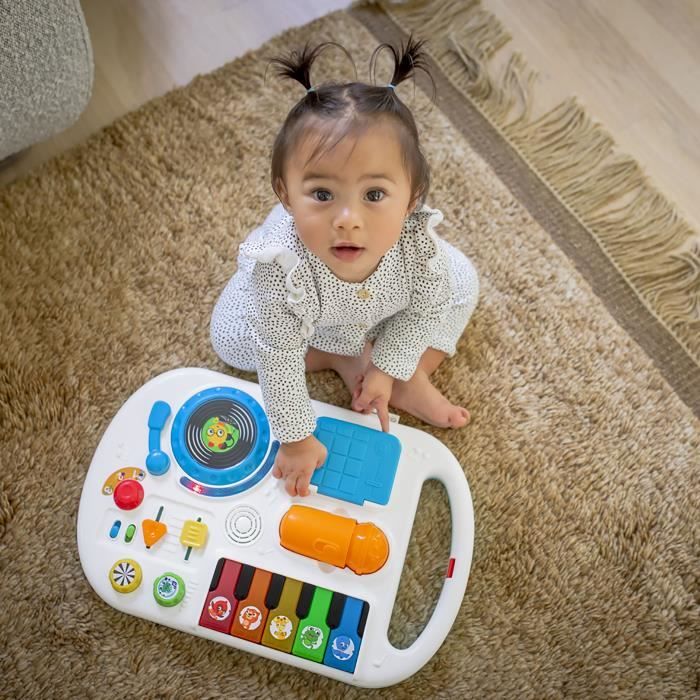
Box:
(369, 35), (436, 100)
(269, 37), (432, 209)
(267, 42), (355, 95)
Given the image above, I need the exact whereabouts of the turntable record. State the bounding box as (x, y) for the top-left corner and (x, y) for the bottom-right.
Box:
(171, 386), (273, 492)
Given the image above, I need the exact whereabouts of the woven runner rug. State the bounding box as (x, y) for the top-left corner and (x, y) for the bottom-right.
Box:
(1, 1), (698, 697)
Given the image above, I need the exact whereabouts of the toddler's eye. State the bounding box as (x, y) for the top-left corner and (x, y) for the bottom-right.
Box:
(366, 189), (385, 202)
(312, 189), (332, 202)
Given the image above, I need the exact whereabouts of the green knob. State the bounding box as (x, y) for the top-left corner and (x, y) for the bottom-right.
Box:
(153, 572), (186, 607)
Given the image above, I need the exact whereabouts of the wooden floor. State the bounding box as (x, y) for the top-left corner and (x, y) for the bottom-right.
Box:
(2, 0), (699, 231)
(483, 0), (700, 231)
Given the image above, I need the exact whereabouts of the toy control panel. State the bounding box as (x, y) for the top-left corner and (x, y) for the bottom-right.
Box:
(77, 368), (475, 688)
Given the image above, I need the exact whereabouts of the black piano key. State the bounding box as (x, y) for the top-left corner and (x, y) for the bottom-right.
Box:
(208, 557), (226, 591)
(326, 592), (347, 630)
(295, 582), (316, 619)
(234, 563), (256, 600)
(357, 600), (370, 637)
(265, 573), (286, 609)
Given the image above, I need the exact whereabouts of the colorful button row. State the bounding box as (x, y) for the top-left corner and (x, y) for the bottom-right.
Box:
(109, 558), (186, 607)
(109, 520), (138, 542)
(108, 515), (208, 554)
(199, 558), (368, 674)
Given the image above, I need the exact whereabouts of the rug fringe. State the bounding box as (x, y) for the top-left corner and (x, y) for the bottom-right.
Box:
(359, 0), (700, 364)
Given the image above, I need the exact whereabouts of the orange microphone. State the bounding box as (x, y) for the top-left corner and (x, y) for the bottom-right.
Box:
(279, 505), (389, 575)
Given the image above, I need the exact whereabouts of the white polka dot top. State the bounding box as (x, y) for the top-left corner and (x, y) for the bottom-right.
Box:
(211, 204), (478, 443)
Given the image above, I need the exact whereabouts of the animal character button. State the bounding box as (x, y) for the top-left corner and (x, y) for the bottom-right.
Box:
(239, 605), (262, 630)
(331, 636), (356, 661)
(269, 615), (293, 640)
(208, 596), (232, 621)
(202, 416), (239, 453)
(300, 625), (324, 650)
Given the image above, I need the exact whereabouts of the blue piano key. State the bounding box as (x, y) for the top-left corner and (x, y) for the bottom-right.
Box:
(323, 596), (366, 673)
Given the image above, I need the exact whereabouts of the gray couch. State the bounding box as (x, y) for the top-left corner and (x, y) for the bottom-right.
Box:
(0, 0), (93, 160)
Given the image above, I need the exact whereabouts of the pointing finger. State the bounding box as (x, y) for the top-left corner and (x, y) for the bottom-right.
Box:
(375, 399), (390, 433)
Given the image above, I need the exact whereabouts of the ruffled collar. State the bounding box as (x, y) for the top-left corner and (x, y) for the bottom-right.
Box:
(239, 204), (445, 298)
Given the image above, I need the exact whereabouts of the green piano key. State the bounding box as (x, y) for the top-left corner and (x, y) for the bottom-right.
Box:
(292, 586), (333, 663)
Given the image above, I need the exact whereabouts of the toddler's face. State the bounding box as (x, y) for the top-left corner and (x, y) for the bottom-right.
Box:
(279, 118), (416, 283)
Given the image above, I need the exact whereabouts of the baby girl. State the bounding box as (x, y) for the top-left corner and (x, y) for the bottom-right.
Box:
(211, 38), (479, 497)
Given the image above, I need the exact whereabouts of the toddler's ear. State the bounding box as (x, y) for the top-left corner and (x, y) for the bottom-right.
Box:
(276, 179), (292, 213)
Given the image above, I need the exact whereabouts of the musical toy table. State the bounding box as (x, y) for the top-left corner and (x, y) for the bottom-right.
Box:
(77, 368), (474, 688)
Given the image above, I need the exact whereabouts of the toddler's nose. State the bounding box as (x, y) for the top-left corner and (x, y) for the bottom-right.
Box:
(333, 205), (362, 230)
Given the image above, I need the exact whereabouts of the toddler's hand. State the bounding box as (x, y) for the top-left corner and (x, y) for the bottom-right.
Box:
(352, 364), (394, 432)
(272, 434), (327, 497)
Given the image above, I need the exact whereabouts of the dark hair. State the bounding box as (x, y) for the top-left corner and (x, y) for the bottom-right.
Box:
(268, 36), (435, 209)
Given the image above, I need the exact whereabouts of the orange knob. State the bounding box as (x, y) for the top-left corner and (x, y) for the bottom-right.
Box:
(142, 519), (167, 548)
(279, 505), (389, 575)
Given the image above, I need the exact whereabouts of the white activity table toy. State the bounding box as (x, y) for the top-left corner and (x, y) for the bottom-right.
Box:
(77, 368), (474, 688)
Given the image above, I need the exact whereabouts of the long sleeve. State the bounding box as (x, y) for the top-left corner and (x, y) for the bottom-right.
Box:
(371, 211), (451, 381)
(248, 260), (316, 443)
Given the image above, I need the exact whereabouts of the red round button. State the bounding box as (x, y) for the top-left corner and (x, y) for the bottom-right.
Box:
(113, 479), (144, 510)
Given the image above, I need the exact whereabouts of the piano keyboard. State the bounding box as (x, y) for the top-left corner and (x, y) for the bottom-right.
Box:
(199, 557), (369, 673)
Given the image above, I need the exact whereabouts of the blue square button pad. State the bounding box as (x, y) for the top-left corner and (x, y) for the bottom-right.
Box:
(311, 417), (401, 506)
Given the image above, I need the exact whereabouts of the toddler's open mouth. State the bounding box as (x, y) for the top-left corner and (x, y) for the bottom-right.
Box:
(331, 244), (365, 262)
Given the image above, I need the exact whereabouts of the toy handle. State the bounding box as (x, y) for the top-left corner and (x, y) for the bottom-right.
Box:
(376, 448), (474, 685)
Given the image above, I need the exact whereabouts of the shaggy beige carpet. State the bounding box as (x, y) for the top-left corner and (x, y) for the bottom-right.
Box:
(1, 1), (698, 698)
